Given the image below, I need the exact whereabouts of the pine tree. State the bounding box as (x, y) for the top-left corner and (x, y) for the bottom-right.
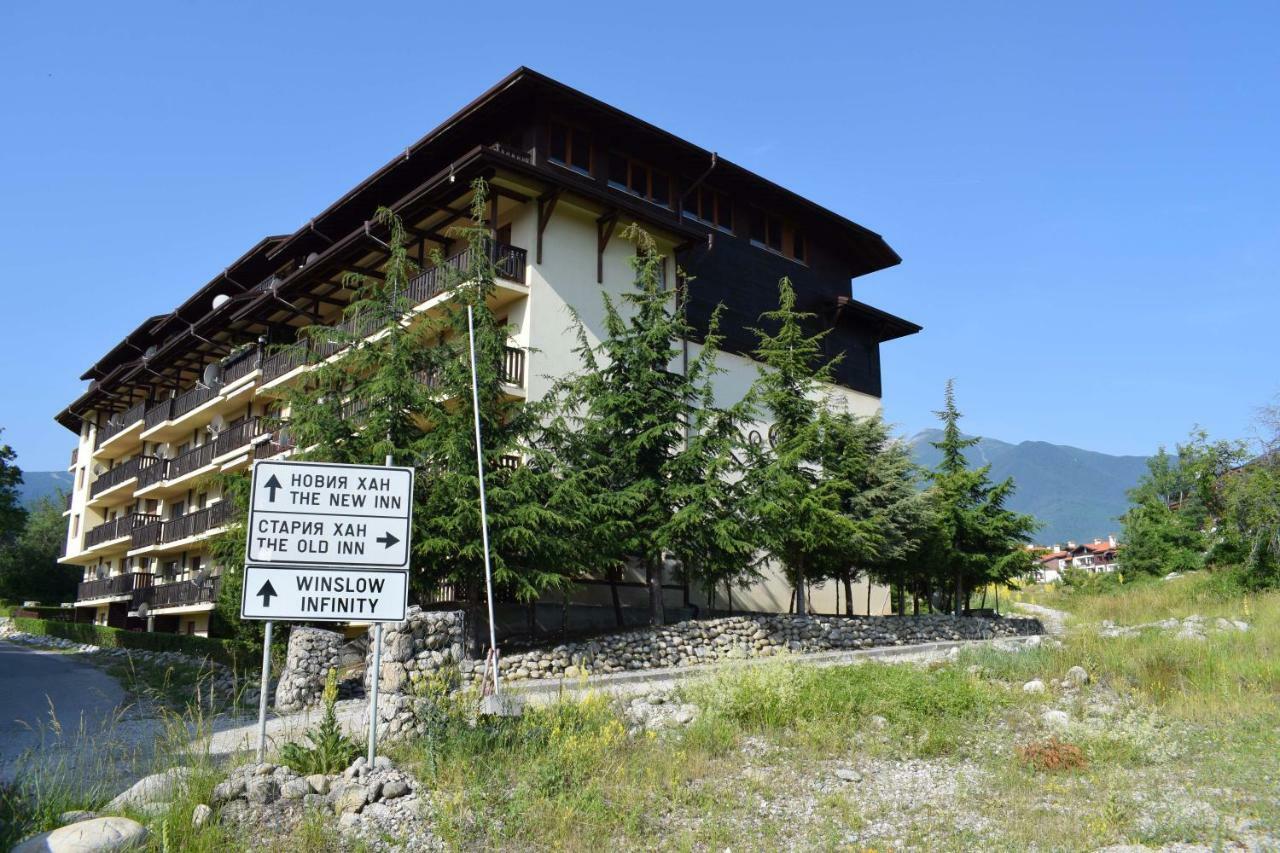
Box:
(921, 380), (1036, 615)
(0, 430), (26, 545)
(741, 279), (862, 614)
(549, 225), (753, 626)
(814, 412), (930, 614)
(214, 180), (586, 643)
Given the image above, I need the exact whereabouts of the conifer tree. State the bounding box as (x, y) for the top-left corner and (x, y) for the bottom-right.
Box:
(0, 431), (25, 545)
(741, 279), (863, 614)
(549, 226), (753, 626)
(920, 380), (1036, 615)
(814, 412), (930, 614)
(216, 180), (585, 642)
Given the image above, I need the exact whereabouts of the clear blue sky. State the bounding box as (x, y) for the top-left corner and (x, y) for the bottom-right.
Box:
(2, 1), (1277, 471)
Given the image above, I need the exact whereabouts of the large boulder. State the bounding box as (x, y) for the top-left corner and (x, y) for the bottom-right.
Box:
(13, 816), (149, 852)
(105, 767), (192, 811)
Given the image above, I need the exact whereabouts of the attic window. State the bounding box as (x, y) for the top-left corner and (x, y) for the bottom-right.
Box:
(548, 122), (592, 175)
(608, 153), (671, 208)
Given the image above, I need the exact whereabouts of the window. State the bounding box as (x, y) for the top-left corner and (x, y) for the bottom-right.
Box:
(548, 122), (592, 174)
(749, 210), (784, 252)
(682, 187), (733, 231)
(71, 514), (79, 536)
(791, 231), (806, 263)
(750, 209), (807, 264)
(608, 153), (671, 207)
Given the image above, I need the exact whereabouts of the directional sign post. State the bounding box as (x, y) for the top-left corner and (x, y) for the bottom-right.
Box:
(240, 459), (415, 762)
(241, 565), (408, 623)
(246, 460), (414, 570)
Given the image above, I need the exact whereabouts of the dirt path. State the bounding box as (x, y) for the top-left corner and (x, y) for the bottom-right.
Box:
(1012, 601), (1069, 635)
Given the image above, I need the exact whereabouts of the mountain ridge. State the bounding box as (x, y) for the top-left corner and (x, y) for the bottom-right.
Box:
(907, 429), (1149, 546)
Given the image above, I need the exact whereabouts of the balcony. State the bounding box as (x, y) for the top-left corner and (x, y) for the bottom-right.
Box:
(405, 242), (526, 305)
(130, 518), (163, 550)
(90, 455), (161, 499)
(212, 417), (268, 459)
(160, 501), (236, 545)
(262, 346), (310, 383)
(144, 398), (173, 430)
(77, 572), (153, 603)
(147, 575), (222, 610)
(96, 401), (147, 451)
(83, 513), (162, 550)
(260, 243), (527, 388)
(167, 441), (216, 481)
(221, 346), (261, 386)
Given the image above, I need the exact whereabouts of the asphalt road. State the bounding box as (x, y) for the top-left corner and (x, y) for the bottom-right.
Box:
(0, 638), (129, 782)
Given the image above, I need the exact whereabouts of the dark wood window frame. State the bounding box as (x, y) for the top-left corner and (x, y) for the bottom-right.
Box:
(547, 121), (593, 176)
(607, 152), (672, 209)
(682, 186), (733, 233)
(749, 208), (808, 265)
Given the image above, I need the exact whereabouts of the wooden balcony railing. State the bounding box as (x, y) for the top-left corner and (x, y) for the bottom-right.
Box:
(221, 346), (261, 384)
(144, 398), (173, 430)
(96, 401), (147, 448)
(83, 513), (162, 549)
(405, 242), (526, 305)
(168, 441), (215, 480)
(212, 417), (266, 457)
(502, 346), (525, 387)
(138, 457), (168, 489)
(77, 572), (152, 602)
(147, 575), (222, 609)
(130, 519), (164, 549)
(160, 501), (235, 544)
(90, 455), (161, 497)
(490, 142), (532, 162)
(262, 346), (310, 382)
(171, 383), (215, 420)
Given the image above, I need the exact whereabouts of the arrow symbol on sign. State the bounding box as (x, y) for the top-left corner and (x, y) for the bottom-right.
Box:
(376, 531), (399, 549)
(256, 580), (278, 607)
(263, 474), (282, 502)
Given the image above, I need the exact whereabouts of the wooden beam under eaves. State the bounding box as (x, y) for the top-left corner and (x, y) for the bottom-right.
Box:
(597, 211), (619, 284)
(537, 189), (560, 265)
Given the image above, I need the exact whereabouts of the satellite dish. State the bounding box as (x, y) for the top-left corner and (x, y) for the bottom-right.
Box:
(211, 293), (230, 310)
(210, 413), (227, 433)
(136, 602), (150, 618)
(305, 252), (320, 266)
(201, 363), (223, 389)
(192, 568), (210, 588)
(94, 463), (107, 475)
(143, 345), (158, 360)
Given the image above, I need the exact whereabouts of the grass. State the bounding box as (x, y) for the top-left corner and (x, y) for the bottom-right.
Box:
(5, 571), (1277, 851)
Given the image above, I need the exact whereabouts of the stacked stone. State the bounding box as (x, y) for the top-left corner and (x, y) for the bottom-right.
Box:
(363, 607), (466, 695)
(274, 626), (343, 713)
(452, 613), (1043, 686)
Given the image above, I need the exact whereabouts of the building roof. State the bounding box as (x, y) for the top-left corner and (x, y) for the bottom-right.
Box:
(57, 67), (912, 432)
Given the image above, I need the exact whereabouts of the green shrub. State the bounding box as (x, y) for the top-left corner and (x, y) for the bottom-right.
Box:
(10, 617), (252, 666)
(279, 670), (360, 775)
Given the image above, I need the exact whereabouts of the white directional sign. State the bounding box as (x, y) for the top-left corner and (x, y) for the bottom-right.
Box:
(246, 460), (414, 570)
(240, 564), (408, 623)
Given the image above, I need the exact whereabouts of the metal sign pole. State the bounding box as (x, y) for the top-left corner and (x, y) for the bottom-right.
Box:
(467, 306), (501, 695)
(366, 447), (394, 764)
(366, 621), (383, 763)
(256, 620), (272, 761)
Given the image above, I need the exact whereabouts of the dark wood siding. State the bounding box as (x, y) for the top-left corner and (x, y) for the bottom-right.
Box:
(677, 236), (883, 398)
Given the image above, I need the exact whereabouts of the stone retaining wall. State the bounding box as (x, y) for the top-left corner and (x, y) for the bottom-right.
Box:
(363, 608), (467, 695)
(361, 609), (1042, 693)
(275, 626), (343, 712)
(458, 613), (1043, 684)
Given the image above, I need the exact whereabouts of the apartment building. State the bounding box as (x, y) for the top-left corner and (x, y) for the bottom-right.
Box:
(55, 68), (920, 635)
